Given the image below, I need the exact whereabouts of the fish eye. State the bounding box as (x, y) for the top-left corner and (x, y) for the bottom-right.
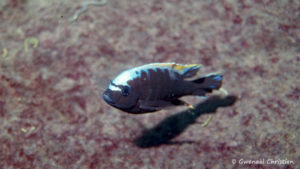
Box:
(122, 86), (130, 96)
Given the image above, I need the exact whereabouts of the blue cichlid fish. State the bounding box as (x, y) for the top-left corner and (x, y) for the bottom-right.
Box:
(102, 63), (223, 114)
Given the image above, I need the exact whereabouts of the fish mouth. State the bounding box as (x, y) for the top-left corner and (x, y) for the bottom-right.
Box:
(102, 91), (115, 105)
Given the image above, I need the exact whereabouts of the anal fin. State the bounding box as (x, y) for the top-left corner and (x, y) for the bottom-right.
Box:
(171, 99), (195, 109)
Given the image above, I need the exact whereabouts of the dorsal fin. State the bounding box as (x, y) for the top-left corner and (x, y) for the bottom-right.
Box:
(172, 63), (202, 78)
(137, 63), (202, 78)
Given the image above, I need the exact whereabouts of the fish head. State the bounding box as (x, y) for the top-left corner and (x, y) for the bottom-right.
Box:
(102, 82), (139, 111)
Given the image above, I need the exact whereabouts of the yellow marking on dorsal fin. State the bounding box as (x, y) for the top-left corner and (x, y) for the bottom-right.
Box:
(141, 63), (202, 73)
(144, 62), (176, 68)
(172, 63), (202, 72)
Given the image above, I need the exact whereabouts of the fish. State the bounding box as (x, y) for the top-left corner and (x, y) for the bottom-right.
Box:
(102, 63), (223, 114)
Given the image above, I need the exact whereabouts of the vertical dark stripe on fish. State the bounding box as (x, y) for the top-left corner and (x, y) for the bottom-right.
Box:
(161, 68), (171, 100)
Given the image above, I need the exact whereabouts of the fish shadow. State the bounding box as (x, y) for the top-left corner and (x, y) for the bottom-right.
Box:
(133, 95), (237, 148)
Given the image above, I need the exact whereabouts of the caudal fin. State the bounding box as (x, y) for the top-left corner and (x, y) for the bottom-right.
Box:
(191, 73), (223, 95)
